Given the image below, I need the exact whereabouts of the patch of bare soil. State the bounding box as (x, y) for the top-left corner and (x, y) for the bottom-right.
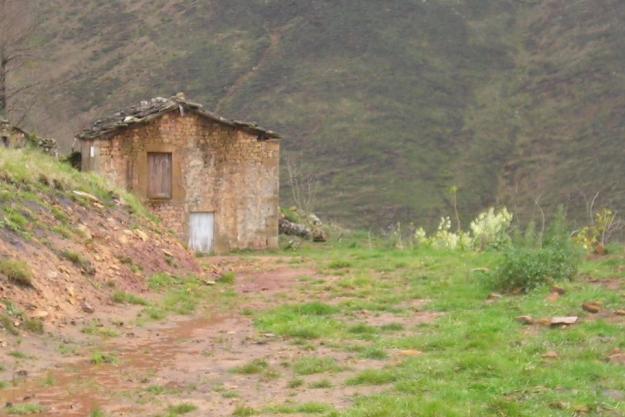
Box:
(1, 258), (434, 416)
(0, 192), (200, 328)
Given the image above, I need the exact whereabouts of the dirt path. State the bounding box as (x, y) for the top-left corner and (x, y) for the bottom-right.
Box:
(0, 258), (382, 416)
(0, 255), (431, 416)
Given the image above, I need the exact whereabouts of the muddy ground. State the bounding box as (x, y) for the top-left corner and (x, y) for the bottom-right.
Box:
(0, 256), (427, 417)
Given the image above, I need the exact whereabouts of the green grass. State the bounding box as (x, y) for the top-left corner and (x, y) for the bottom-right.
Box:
(346, 369), (397, 386)
(141, 274), (220, 322)
(81, 325), (119, 338)
(162, 404), (197, 416)
(111, 291), (148, 305)
(0, 259), (33, 286)
(9, 351), (29, 359)
(309, 379), (333, 389)
(244, 239), (625, 416)
(90, 351), (118, 365)
(219, 271), (236, 284)
(233, 359), (269, 375)
(292, 357), (340, 375)
(60, 250), (95, 275)
(264, 402), (334, 414)
(232, 407), (256, 417)
(6, 403), (44, 415)
(255, 302), (342, 340)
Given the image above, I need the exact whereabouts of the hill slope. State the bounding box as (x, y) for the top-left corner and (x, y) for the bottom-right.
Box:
(0, 147), (200, 326)
(13, 0), (625, 228)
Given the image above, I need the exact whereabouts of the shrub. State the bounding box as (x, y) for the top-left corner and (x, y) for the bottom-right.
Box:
(491, 246), (579, 292)
(490, 208), (581, 292)
(0, 259), (33, 286)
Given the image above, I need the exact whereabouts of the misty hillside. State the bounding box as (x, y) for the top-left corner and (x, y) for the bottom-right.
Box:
(14, 0), (625, 228)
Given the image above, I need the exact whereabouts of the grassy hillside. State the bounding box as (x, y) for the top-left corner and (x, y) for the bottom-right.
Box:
(0, 146), (201, 325)
(14, 0), (625, 229)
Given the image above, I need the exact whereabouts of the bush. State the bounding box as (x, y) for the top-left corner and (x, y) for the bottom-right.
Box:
(490, 208), (581, 292)
(491, 246), (579, 292)
(0, 259), (33, 286)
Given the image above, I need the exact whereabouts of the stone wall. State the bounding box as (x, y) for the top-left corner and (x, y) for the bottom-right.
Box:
(80, 112), (280, 253)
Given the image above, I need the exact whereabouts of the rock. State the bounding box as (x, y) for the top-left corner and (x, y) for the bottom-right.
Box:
(487, 292), (503, 300)
(135, 229), (149, 241)
(279, 218), (312, 240)
(536, 318), (552, 326)
(550, 316), (578, 326)
(72, 190), (100, 202)
(546, 292), (560, 303)
(312, 227), (328, 242)
(31, 310), (49, 319)
(582, 302), (602, 314)
(398, 349), (423, 357)
(615, 310), (625, 316)
(542, 351), (559, 359)
(516, 315), (534, 325)
(162, 249), (174, 257)
(551, 286), (566, 295)
(81, 302), (95, 314)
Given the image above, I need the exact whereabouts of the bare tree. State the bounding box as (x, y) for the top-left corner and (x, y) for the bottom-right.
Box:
(0, 0), (38, 117)
(284, 154), (319, 213)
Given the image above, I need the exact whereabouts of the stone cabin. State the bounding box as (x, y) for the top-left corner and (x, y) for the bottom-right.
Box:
(75, 94), (281, 254)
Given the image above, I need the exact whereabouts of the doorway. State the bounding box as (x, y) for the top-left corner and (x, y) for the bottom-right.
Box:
(189, 212), (214, 253)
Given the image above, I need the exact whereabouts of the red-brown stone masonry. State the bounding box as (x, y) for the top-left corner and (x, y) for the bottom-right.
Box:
(81, 112), (280, 254)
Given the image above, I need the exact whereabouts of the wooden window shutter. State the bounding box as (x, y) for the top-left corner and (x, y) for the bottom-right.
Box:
(148, 152), (172, 199)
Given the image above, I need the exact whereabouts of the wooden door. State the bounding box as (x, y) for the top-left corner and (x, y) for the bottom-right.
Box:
(189, 212), (214, 253)
(148, 152), (172, 199)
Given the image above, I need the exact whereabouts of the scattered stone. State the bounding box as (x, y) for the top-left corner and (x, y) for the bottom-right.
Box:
(546, 292), (560, 303)
(398, 349), (423, 357)
(582, 302), (602, 314)
(542, 351), (559, 359)
(31, 310), (49, 319)
(615, 310), (625, 316)
(551, 286), (566, 295)
(72, 190), (100, 202)
(516, 315), (534, 325)
(77, 224), (93, 240)
(312, 227), (328, 242)
(487, 292), (503, 301)
(550, 316), (578, 326)
(279, 218), (312, 240)
(135, 229), (149, 241)
(81, 302), (95, 314)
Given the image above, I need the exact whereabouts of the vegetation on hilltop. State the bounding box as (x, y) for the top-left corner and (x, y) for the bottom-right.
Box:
(8, 0), (625, 231)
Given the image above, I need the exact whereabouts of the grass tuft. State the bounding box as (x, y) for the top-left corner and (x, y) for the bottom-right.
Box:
(0, 259), (33, 286)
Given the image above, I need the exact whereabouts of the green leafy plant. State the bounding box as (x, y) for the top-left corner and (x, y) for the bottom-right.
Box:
(490, 208), (581, 292)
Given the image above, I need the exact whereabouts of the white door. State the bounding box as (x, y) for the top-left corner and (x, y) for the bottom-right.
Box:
(189, 213), (214, 253)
